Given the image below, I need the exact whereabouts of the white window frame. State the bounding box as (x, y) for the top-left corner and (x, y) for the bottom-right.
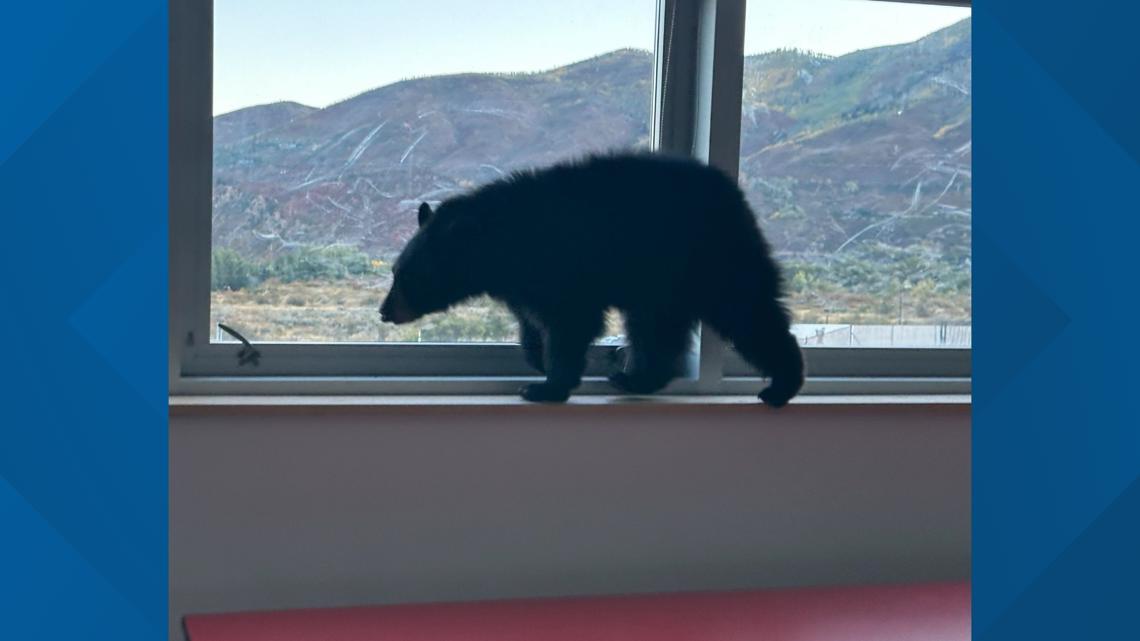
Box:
(169, 0), (971, 396)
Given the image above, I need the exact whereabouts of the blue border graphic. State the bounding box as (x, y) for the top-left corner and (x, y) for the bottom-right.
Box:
(974, 1), (1140, 638)
(0, 2), (168, 639)
(3, 0), (1139, 639)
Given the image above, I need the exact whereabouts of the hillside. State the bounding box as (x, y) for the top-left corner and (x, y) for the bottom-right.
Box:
(738, 19), (970, 265)
(213, 101), (318, 147)
(213, 20), (971, 311)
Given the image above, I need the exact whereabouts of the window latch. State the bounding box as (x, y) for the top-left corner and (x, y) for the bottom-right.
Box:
(217, 323), (261, 367)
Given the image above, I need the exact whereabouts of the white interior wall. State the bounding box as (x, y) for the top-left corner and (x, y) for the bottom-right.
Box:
(170, 402), (969, 639)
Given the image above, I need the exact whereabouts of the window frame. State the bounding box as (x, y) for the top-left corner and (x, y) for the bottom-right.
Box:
(169, 0), (971, 396)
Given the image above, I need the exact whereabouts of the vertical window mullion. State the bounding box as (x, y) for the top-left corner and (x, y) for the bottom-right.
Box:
(170, 0), (215, 384)
(693, 0), (748, 391)
(654, 0), (705, 386)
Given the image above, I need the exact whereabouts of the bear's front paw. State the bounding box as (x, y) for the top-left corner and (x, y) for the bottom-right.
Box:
(520, 383), (571, 403)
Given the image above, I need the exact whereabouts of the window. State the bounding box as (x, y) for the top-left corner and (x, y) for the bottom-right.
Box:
(170, 0), (971, 394)
(724, 0), (971, 380)
(739, 0), (970, 348)
(210, 1), (655, 344)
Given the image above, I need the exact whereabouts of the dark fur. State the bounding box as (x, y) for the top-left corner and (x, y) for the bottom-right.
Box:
(380, 152), (805, 405)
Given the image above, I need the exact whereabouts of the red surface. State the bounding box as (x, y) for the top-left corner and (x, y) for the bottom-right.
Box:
(184, 581), (969, 641)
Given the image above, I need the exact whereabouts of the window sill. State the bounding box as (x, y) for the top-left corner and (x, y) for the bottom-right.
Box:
(169, 393), (970, 417)
(171, 375), (969, 397)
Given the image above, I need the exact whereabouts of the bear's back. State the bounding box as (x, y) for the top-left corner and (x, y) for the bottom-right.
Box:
(466, 152), (767, 308)
(488, 152), (749, 237)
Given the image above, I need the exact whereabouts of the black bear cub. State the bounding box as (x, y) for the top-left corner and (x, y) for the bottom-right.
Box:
(380, 152), (805, 405)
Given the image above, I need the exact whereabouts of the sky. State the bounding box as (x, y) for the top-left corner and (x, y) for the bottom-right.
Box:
(214, 0), (970, 115)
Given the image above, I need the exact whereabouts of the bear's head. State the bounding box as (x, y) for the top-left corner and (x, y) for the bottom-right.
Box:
(379, 201), (485, 324)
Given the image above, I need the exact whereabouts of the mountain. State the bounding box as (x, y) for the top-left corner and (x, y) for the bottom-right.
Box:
(213, 21), (970, 272)
(213, 101), (318, 147)
(738, 19), (970, 262)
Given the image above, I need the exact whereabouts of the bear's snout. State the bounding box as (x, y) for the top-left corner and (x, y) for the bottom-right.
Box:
(380, 286), (416, 324)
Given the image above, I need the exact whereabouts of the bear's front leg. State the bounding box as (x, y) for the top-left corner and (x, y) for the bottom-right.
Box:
(508, 304), (545, 373)
(607, 309), (693, 395)
(519, 314), (602, 403)
(519, 319), (546, 374)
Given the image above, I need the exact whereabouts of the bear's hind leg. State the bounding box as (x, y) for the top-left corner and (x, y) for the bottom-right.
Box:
(704, 300), (804, 407)
(609, 310), (694, 395)
(738, 327), (804, 408)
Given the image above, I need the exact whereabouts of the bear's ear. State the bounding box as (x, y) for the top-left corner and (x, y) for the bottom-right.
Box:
(417, 202), (433, 228)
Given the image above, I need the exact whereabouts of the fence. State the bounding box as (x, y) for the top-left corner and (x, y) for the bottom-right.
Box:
(792, 324), (972, 348)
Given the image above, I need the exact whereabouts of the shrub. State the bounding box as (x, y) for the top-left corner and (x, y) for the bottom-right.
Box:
(211, 248), (260, 291)
(266, 245), (374, 283)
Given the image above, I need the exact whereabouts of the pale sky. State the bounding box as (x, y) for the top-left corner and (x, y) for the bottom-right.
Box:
(214, 0), (970, 115)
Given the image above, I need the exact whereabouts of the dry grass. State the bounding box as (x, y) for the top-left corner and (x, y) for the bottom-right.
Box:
(789, 289), (971, 326)
(211, 277), (969, 343)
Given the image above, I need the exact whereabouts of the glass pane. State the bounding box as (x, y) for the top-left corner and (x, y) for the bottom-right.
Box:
(212, 1), (655, 342)
(741, 0), (971, 348)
